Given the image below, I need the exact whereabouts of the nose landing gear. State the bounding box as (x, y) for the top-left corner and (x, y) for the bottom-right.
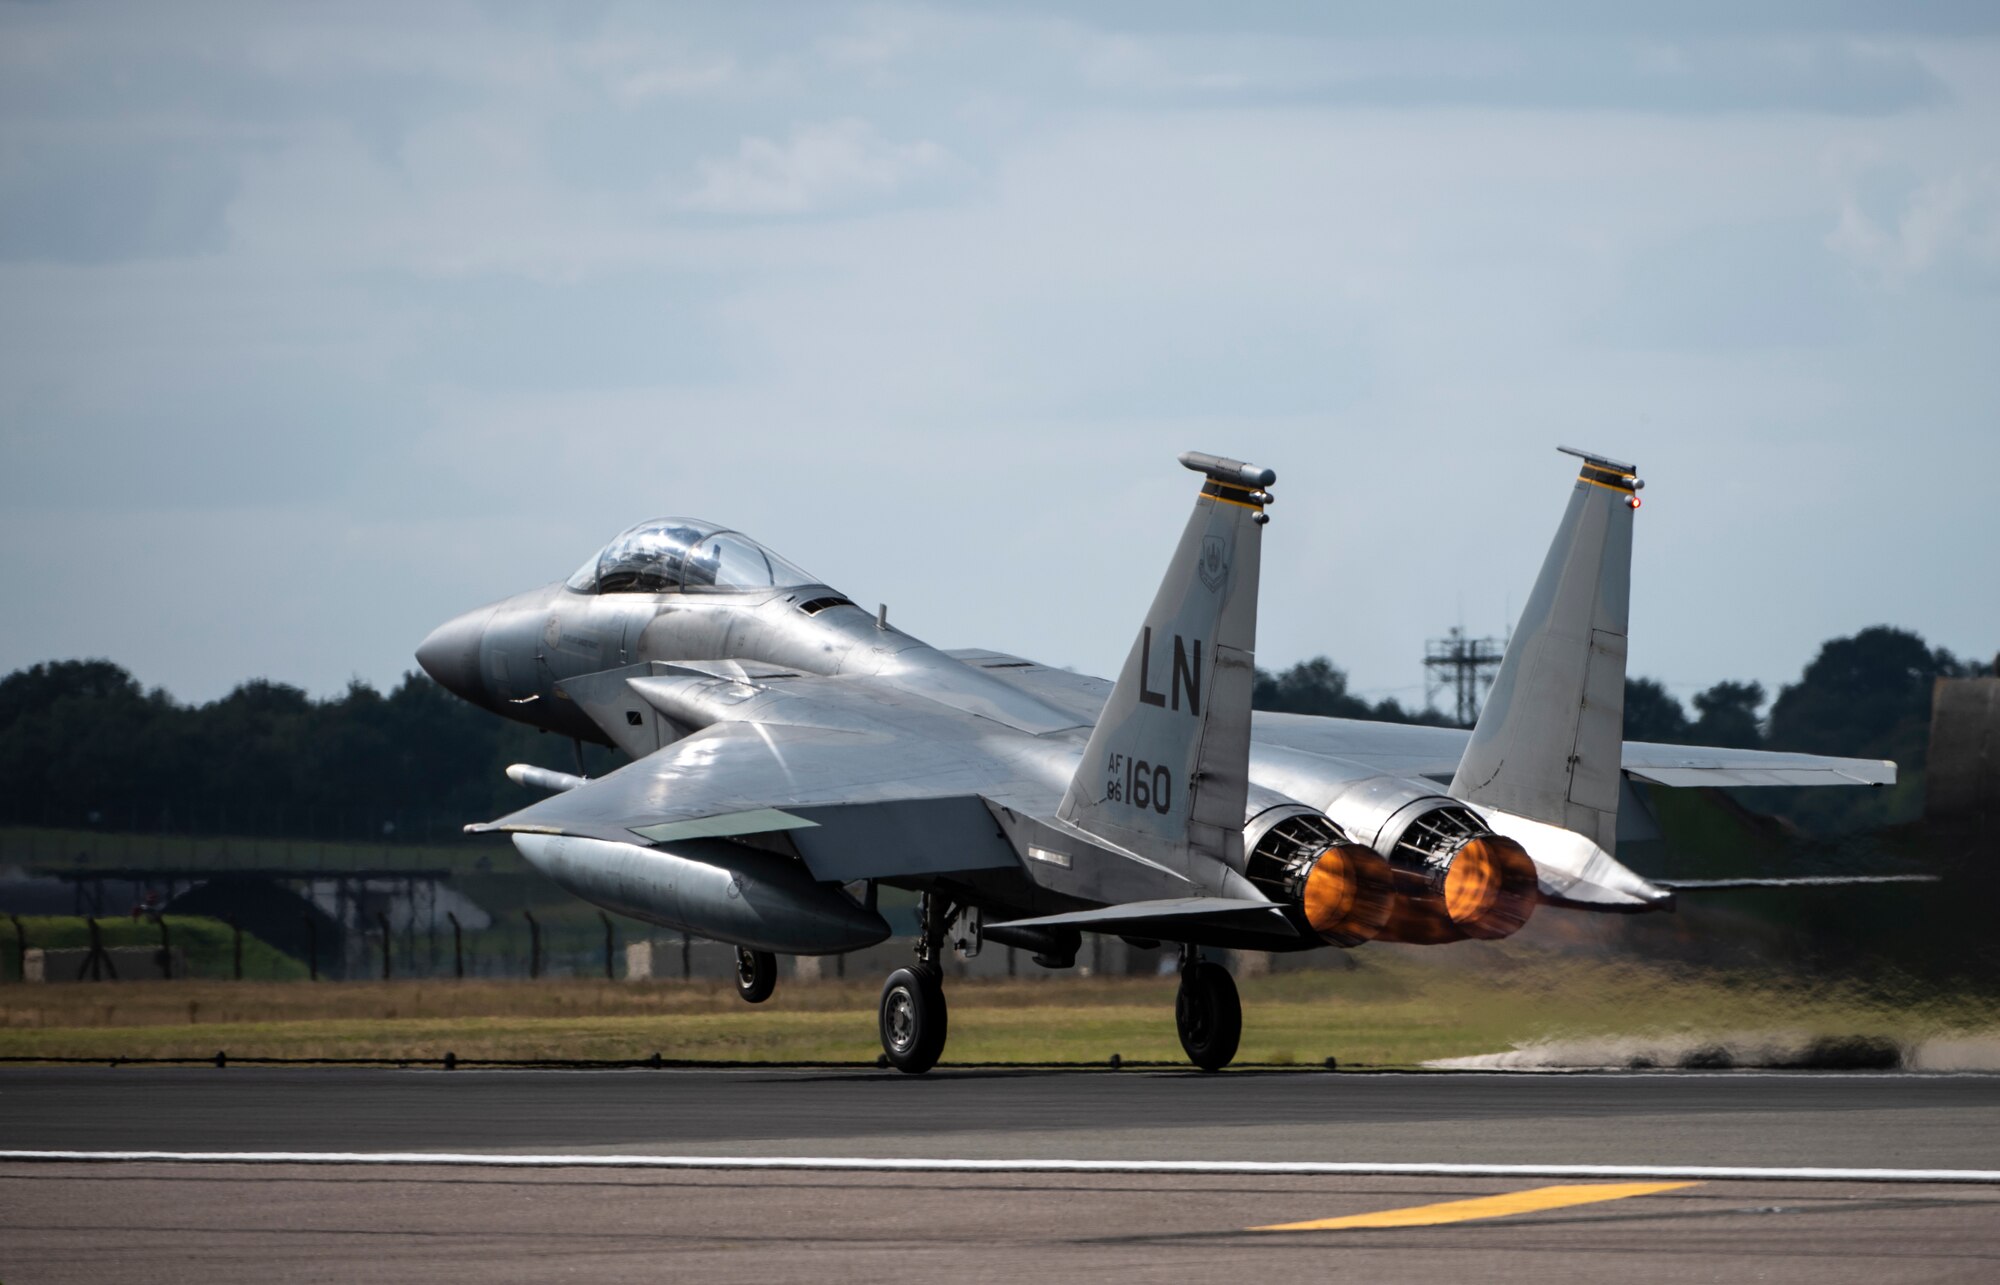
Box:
(1175, 948), (1241, 1072)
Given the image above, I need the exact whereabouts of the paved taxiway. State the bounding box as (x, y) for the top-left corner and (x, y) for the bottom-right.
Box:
(4, 1069), (1997, 1282)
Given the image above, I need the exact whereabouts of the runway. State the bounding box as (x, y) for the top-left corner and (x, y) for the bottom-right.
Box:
(4, 1068), (1998, 1282)
(4, 1065), (1996, 1167)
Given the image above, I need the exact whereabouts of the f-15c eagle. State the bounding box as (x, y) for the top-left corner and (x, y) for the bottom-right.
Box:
(417, 449), (1897, 1073)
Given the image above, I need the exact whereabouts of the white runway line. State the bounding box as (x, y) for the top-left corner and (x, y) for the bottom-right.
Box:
(3, 1152), (1999, 1185)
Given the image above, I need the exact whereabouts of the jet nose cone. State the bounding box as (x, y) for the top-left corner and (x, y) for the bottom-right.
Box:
(416, 608), (492, 706)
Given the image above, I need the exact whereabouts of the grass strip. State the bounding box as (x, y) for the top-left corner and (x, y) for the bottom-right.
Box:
(3, 949), (1990, 1068)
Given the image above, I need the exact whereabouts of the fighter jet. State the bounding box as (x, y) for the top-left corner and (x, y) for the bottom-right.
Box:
(417, 449), (1900, 1072)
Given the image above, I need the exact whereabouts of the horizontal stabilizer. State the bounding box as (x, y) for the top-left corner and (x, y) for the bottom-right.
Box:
(1655, 875), (1939, 890)
(989, 896), (1299, 942)
(1619, 745), (1895, 788)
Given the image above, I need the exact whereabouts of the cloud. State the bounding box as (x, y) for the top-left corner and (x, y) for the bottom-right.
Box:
(605, 56), (739, 105)
(678, 118), (960, 215)
(570, 31), (753, 106)
(3, 2), (1998, 708)
(1588, 220), (1864, 351)
(817, 21), (920, 70)
(1828, 165), (2000, 287)
(0, 137), (241, 263)
(1061, 33), (1950, 115)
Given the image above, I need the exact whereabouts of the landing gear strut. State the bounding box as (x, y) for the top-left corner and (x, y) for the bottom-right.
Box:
(1175, 947), (1241, 1072)
(879, 892), (954, 1074)
(735, 948), (776, 1004)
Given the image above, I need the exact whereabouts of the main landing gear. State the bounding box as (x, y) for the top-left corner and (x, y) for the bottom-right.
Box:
(1175, 947), (1242, 1072)
(735, 948), (777, 1004)
(867, 903), (1244, 1075)
(879, 966), (948, 1073)
(879, 892), (953, 1074)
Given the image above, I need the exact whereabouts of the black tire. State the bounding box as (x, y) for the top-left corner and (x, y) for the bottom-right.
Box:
(1175, 960), (1241, 1072)
(735, 948), (777, 1004)
(879, 966), (949, 1074)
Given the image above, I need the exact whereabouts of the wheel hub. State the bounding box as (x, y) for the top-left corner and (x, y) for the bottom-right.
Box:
(1177, 986), (1212, 1045)
(886, 987), (917, 1053)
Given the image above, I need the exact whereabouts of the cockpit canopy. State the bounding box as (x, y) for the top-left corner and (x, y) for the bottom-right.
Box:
(566, 518), (819, 595)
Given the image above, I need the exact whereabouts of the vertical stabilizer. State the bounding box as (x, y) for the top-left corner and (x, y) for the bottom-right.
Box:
(1448, 447), (1640, 851)
(1059, 452), (1273, 879)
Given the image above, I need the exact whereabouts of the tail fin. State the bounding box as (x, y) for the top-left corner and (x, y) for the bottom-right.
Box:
(1448, 447), (1640, 851)
(1058, 452), (1273, 877)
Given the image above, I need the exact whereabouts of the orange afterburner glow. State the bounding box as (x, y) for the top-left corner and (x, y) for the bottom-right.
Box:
(1448, 835), (1539, 939)
(1302, 843), (1396, 945)
(1443, 843), (1502, 923)
(1372, 833), (1541, 945)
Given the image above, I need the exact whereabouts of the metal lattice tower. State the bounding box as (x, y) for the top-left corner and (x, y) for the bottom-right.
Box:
(1424, 627), (1507, 727)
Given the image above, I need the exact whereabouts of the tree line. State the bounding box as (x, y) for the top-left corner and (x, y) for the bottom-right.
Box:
(0, 625), (1985, 841)
(1257, 625), (1987, 772)
(0, 661), (606, 842)
(1252, 625), (1990, 833)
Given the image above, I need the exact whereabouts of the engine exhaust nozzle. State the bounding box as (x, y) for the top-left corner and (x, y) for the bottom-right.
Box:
(1444, 834), (1539, 939)
(1302, 843), (1397, 946)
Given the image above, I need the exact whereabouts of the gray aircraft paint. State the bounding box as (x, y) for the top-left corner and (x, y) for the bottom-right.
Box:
(996, 895), (1301, 947)
(1447, 448), (1639, 852)
(510, 832), (890, 954)
(422, 451), (1894, 954)
(1057, 452), (1271, 882)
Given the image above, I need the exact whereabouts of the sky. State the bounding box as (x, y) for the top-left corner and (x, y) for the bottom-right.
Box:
(2, 1), (1997, 715)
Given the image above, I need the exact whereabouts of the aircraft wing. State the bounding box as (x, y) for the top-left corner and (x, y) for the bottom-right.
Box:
(956, 654), (1900, 789)
(477, 660), (1237, 906)
(1616, 742), (1896, 788)
(1242, 711), (1898, 789)
(1249, 712), (1471, 779)
(470, 719), (1028, 883)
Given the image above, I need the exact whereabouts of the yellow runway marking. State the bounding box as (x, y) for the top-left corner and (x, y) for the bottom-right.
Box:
(1251, 1181), (1700, 1232)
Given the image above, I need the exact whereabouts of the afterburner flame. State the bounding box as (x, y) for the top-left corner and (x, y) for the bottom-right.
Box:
(1372, 833), (1542, 945)
(1448, 835), (1538, 939)
(1443, 845), (1501, 922)
(1302, 843), (1396, 945)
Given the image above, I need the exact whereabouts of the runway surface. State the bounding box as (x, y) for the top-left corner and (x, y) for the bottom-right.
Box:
(4, 1065), (1997, 1166)
(4, 1068), (1998, 1281)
